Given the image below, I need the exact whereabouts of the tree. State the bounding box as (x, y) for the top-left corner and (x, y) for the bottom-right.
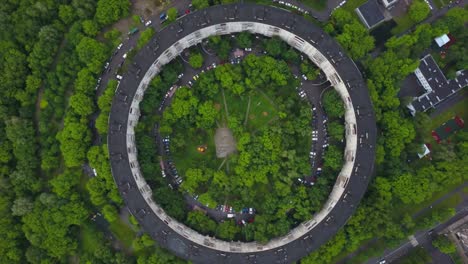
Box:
(392, 173), (431, 204)
(187, 211), (217, 234)
(102, 204), (119, 223)
(300, 61), (319, 80)
(409, 0), (430, 23)
(336, 22), (375, 59)
(11, 197), (34, 216)
(196, 101), (219, 129)
(167, 7), (178, 22)
(381, 111), (415, 157)
(50, 170), (81, 198)
(432, 235), (456, 254)
(22, 196), (87, 259)
(137, 27), (155, 49)
(323, 145), (342, 171)
(189, 52), (204, 69)
(57, 115), (91, 167)
(328, 121), (344, 141)
(82, 20), (99, 37)
(69, 93), (95, 116)
(95, 0), (130, 26)
(58, 5), (75, 25)
(264, 37), (284, 57)
(192, 0), (210, 9)
(237, 32), (252, 48)
(132, 234), (155, 251)
(216, 220), (241, 241)
(76, 37), (108, 74)
(322, 90), (345, 118)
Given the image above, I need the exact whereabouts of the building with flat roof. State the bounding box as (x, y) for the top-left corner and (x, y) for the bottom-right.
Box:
(408, 54), (467, 115)
(355, 0), (386, 29)
(435, 34), (450, 47)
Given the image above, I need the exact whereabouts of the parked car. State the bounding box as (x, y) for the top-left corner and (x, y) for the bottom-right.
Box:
(117, 43), (123, 49)
(145, 20), (152, 27)
(116, 75), (123, 80)
(249, 208), (255, 214)
(227, 214), (235, 218)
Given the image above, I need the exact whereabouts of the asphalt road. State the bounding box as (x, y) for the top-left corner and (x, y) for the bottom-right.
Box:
(107, 3), (377, 263)
(369, 208), (468, 264)
(90, 0), (192, 145)
(272, 0), (343, 22)
(366, 183), (468, 264)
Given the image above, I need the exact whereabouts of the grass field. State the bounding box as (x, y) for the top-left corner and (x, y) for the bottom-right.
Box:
(430, 96), (468, 131)
(433, 0), (448, 8)
(171, 89), (279, 182)
(80, 224), (101, 254)
(108, 219), (137, 249)
(391, 14), (416, 35)
(300, 0), (327, 11)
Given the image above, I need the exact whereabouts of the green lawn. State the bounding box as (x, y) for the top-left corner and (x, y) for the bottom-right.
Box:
(395, 181), (466, 217)
(430, 95), (468, 131)
(391, 14), (416, 35)
(300, 0), (327, 11)
(80, 224), (101, 254)
(108, 219), (137, 249)
(172, 88), (278, 173)
(433, 0), (448, 8)
(413, 191), (463, 221)
(342, 0), (368, 12)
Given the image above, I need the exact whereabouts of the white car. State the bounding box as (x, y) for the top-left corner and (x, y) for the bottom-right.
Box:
(177, 73), (184, 79)
(104, 62), (110, 69)
(122, 53), (127, 59)
(302, 74), (308, 80)
(117, 43), (123, 49)
(245, 47), (252, 51)
(227, 214), (235, 218)
(145, 20), (152, 26)
(116, 75), (123, 80)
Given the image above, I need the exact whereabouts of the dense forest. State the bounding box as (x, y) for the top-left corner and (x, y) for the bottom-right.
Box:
(0, 0), (184, 263)
(302, 7), (468, 263)
(0, 0), (466, 262)
(135, 35), (347, 242)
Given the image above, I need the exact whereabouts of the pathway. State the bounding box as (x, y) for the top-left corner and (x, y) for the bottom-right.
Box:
(337, 181), (468, 263)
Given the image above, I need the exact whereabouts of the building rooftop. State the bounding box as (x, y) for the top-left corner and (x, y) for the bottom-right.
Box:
(355, 0), (386, 29)
(409, 54), (467, 114)
(435, 34), (450, 47)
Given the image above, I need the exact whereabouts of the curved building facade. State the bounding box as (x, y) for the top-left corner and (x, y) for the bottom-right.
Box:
(108, 3), (376, 263)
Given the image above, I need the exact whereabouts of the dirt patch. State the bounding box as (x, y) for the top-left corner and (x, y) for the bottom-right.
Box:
(262, 111), (268, 116)
(214, 127), (237, 158)
(249, 114), (255, 120)
(131, 0), (169, 19)
(214, 103), (222, 111)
